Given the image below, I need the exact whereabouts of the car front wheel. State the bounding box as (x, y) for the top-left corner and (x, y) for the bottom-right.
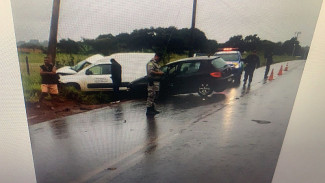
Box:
(66, 83), (81, 90)
(198, 83), (213, 97)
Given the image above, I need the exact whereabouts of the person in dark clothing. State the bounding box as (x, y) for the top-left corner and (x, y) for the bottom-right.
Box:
(264, 51), (273, 79)
(111, 58), (122, 103)
(37, 56), (59, 110)
(243, 50), (260, 87)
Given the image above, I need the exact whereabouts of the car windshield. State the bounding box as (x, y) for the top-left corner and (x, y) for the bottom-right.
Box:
(71, 60), (91, 72)
(211, 58), (228, 69)
(216, 53), (239, 61)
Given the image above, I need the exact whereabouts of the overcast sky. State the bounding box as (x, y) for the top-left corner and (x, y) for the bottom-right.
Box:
(11, 0), (323, 46)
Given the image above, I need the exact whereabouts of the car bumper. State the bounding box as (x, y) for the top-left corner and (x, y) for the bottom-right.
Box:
(231, 67), (243, 77)
(211, 74), (233, 92)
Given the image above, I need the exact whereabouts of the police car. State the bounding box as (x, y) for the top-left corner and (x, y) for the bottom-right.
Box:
(214, 48), (243, 83)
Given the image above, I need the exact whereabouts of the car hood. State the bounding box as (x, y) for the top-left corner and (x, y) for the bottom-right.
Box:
(59, 73), (83, 83)
(56, 66), (76, 75)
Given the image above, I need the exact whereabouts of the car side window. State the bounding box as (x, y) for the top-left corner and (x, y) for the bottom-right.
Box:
(179, 62), (200, 75)
(168, 64), (178, 75)
(161, 66), (168, 73)
(87, 64), (111, 75)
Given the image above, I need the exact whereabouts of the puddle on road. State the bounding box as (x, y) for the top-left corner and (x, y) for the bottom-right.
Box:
(252, 120), (271, 124)
(50, 119), (69, 139)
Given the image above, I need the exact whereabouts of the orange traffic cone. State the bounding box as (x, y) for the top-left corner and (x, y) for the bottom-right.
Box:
(284, 63), (288, 71)
(268, 69), (274, 81)
(278, 65), (283, 76)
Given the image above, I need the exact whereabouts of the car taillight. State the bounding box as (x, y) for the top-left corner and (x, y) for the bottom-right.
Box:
(210, 72), (222, 78)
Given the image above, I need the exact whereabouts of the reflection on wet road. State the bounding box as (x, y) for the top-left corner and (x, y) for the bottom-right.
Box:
(145, 116), (158, 154)
(50, 119), (69, 139)
(29, 61), (305, 183)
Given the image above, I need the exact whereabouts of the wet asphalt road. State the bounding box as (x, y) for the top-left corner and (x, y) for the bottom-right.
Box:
(29, 60), (305, 183)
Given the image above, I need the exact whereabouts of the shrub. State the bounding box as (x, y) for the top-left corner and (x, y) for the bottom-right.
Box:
(59, 86), (113, 104)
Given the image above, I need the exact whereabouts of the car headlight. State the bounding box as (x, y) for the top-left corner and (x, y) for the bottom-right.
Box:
(234, 63), (239, 68)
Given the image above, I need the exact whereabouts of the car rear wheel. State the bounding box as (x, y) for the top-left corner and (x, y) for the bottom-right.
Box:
(198, 83), (213, 97)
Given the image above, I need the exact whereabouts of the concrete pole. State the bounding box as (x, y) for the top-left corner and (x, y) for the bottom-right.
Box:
(47, 0), (61, 65)
(189, 0), (197, 57)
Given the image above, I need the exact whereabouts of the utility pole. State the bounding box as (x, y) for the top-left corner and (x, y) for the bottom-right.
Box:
(291, 31), (301, 56)
(47, 0), (61, 64)
(189, 0), (197, 57)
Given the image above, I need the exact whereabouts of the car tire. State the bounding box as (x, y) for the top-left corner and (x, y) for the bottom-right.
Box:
(198, 83), (213, 97)
(66, 83), (81, 90)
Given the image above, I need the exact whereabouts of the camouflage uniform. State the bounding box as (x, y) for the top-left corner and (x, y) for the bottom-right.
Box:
(146, 58), (161, 108)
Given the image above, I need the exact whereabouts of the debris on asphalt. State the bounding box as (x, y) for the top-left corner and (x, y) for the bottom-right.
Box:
(252, 119), (271, 124)
(106, 168), (117, 171)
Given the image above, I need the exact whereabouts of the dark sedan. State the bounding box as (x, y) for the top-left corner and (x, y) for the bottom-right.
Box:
(129, 56), (233, 97)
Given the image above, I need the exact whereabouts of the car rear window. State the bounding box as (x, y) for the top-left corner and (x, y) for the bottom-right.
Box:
(216, 53), (240, 61)
(211, 58), (228, 69)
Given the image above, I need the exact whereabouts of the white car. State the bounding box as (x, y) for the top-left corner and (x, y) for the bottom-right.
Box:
(59, 53), (155, 91)
(56, 54), (104, 75)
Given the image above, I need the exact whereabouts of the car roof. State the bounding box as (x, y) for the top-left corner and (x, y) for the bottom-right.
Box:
(94, 52), (154, 64)
(167, 56), (219, 65)
(84, 54), (104, 63)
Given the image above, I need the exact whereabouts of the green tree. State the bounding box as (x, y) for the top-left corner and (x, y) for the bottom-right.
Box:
(83, 34), (118, 55)
(224, 35), (245, 52)
(57, 39), (81, 54)
(282, 37), (300, 56)
(244, 34), (261, 52)
(203, 40), (219, 55)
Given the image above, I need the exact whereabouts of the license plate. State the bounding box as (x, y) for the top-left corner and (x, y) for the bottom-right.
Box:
(227, 78), (232, 82)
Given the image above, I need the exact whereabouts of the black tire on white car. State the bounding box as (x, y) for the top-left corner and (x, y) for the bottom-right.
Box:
(66, 83), (81, 90)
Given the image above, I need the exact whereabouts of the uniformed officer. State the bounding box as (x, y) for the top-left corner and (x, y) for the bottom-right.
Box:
(146, 53), (164, 115)
(243, 50), (260, 87)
